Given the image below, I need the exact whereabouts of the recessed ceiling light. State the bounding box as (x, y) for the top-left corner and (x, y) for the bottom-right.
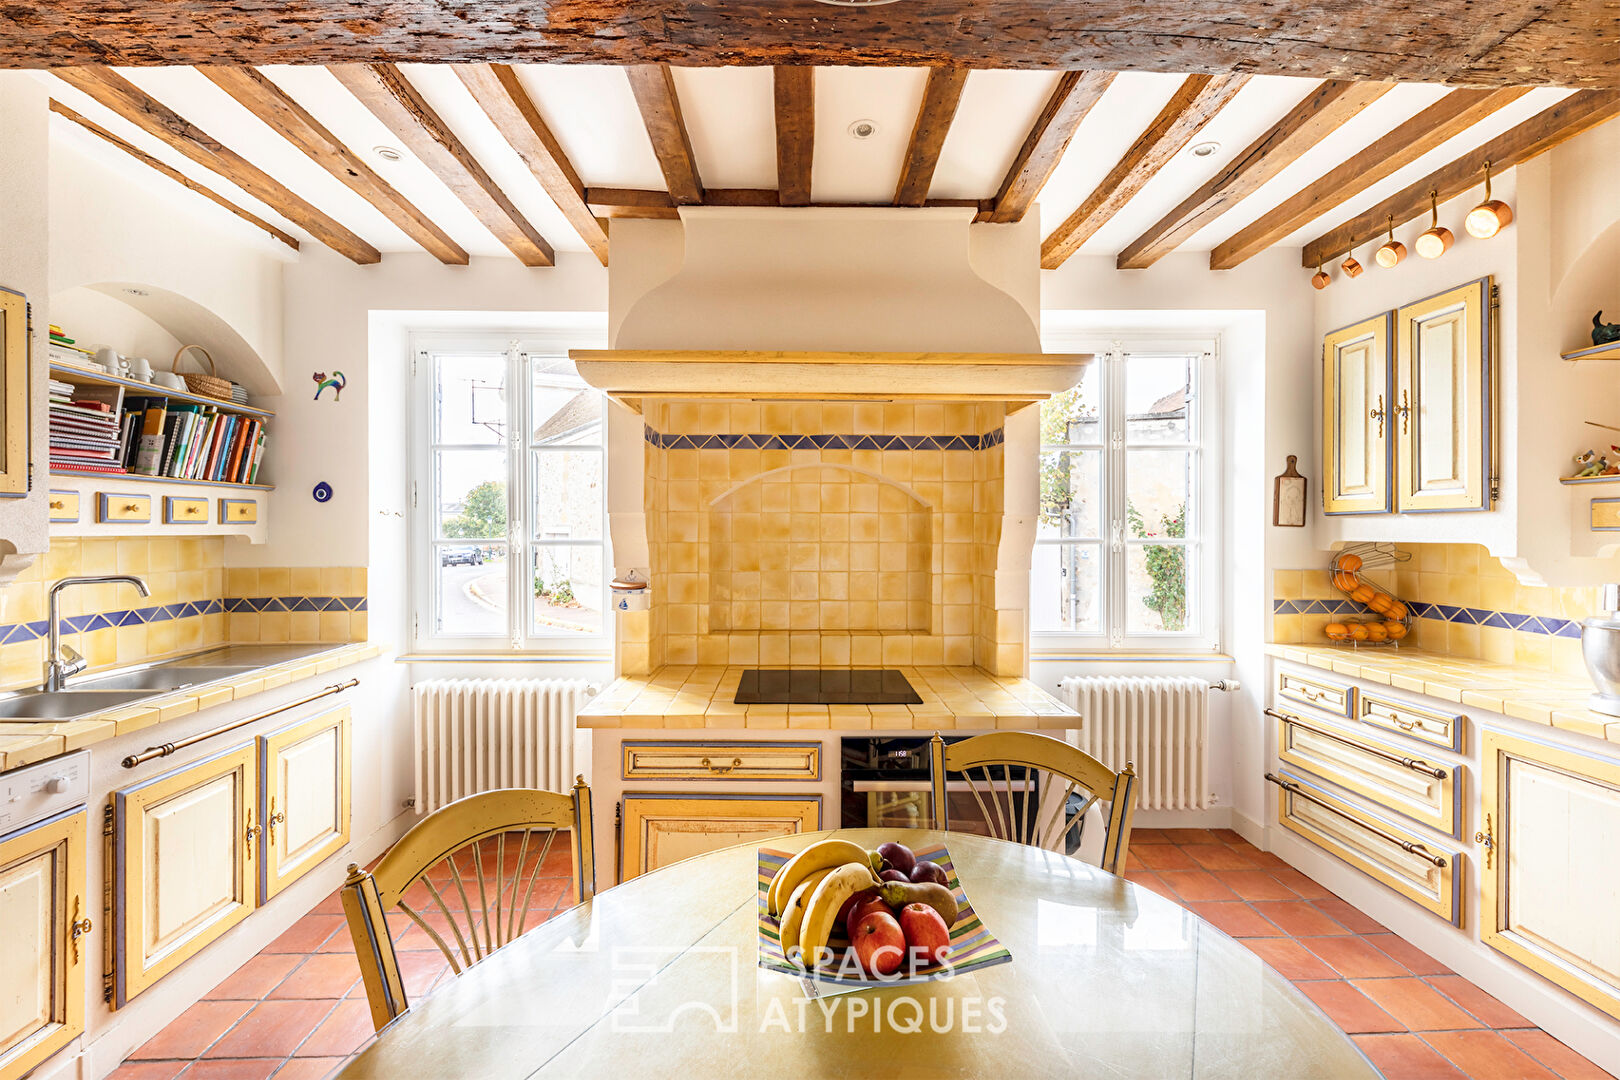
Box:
(373, 145), (402, 162)
(847, 119), (880, 140)
(123, 287), (150, 297)
(1191, 141), (1221, 158)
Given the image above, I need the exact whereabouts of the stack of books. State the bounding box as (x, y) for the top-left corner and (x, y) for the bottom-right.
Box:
(50, 381), (125, 474)
(129, 398), (267, 483)
(47, 325), (97, 370)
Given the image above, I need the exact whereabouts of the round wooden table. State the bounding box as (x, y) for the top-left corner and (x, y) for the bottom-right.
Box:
(337, 829), (1377, 1079)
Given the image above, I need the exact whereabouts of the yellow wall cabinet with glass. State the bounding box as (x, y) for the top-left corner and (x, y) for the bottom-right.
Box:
(1322, 277), (1494, 515)
(619, 792), (819, 880)
(1478, 731), (1620, 1020)
(0, 809), (87, 1080)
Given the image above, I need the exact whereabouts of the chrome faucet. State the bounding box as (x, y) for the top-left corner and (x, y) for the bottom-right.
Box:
(45, 575), (151, 691)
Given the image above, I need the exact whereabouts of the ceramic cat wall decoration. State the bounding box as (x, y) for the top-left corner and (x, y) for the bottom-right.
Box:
(1594, 312), (1620, 347)
(313, 370), (347, 401)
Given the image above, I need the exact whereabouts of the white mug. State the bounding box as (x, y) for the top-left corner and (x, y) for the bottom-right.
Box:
(155, 372), (185, 391)
(94, 347), (120, 373)
(129, 357), (153, 382)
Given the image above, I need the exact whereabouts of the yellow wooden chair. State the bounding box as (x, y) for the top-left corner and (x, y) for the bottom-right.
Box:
(340, 778), (596, 1030)
(929, 732), (1137, 874)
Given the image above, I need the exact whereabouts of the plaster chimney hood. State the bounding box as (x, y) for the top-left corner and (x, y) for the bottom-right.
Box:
(569, 349), (1093, 410)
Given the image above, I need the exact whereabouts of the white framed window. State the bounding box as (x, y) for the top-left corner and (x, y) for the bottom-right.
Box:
(410, 330), (608, 653)
(1031, 335), (1222, 653)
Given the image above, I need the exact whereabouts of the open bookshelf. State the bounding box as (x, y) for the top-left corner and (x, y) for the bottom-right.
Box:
(50, 362), (275, 419)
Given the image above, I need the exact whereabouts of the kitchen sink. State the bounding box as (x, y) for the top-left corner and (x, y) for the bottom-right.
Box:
(0, 689), (162, 720)
(78, 665), (254, 691)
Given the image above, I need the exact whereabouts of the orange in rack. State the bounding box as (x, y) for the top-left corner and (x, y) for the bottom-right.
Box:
(1325, 623), (1350, 641)
(1332, 571), (1359, 593)
(1347, 623), (1370, 641)
(1350, 584), (1376, 604)
(1385, 621), (1409, 639)
(1338, 554), (1363, 573)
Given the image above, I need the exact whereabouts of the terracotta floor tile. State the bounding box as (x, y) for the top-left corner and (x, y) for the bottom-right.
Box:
(204, 1000), (334, 1059)
(310, 890), (347, 916)
(1252, 900), (1351, 937)
(1216, 870), (1302, 901)
(131, 1001), (254, 1060)
(1368, 934), (1454, 976)
(208, 954), (303, 1001)
(180, 1060), (281, 1080)
(1303, 935), (1413, 979)
(1502, 1029), (1619, 1080)
(1421, 1030), (1561, 1079)
(265, 915), (344, 954)
(1123, 869), (1179, 903)
(1131, 844), (1200, 871)
(1182, 844), (1269, 871)
(316, 924), (356, 955)
(1240, 937), (1337, 981)
(1312, 896), (1388, 934)
(269, 955), (362, 1000)
(1156, 870), (1237, 902)
(296, 1000), (376, 1058)
(395, 951), (452, 1001)
(1294, 980), (1404, 1034)
(1350, 977), (1483, 1032)
(1184, 901), (1284, 938)
(1163, 828), (1219, 845)
(107, 1064), (187, 1080)
(1353, 1033), (1467, 1079)
(1426, 974), (1534, 1029)
(1211, 828), (1247, 845)
(1130, 827), (1173, 844)
(1267, 867), (1335, 899)
(269, 1057), (348, 1080)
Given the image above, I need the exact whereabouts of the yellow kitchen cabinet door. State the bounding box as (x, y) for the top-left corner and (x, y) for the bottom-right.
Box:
(111, 743), (259, 1007)
(0, 810), (86, 1080)
(619, 792), (819, 881)
(258, 705), (351, 903)
(1394, 277), (1494, 512)
(1479, 731), (1620, 1020)
(0, 288), (29, 498)
(1322, 311), (1394, 514)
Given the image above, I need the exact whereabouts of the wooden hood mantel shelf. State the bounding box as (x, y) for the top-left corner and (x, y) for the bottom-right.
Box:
(569, 350), (1092, 410)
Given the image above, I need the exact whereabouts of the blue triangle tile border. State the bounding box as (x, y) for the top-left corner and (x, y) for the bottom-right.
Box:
(1274, 595), (1596, 640)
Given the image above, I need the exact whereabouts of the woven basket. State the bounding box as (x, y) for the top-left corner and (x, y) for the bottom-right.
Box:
(173, 345), (232, 401)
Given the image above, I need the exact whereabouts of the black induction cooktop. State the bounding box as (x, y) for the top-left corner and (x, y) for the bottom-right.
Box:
(734, 669), (923, 705)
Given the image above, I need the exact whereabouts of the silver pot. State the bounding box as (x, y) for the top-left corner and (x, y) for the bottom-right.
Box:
(1583, 584), (1620, 716)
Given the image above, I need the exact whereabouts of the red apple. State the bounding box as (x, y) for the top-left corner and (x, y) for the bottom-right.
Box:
(879, 868), (910, 883)
(845, 895), (890, 932)
(851, 911), (906, 976)
(900, 902), (951, 966)
(835, 886), (878, 930)
(910, 860), (949, 886)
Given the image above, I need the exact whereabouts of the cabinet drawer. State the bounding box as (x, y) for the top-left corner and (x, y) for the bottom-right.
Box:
(98, 493), (152, 523)
(1276, 670), (1353, 718)
(619, 792), (819, 881)
(621, 740), (821, 781)
(1273, 708), (1461, 836)
(1271, 770), (1461, 926)
(163, 496), (210, 525)
(1358, 691), (1464, 752)
(219, 498), (258, 524)
(47, 490), (79, 523)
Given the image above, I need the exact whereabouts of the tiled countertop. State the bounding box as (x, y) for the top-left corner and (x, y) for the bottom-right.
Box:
(0, 642), (382, 771)
(1264, 643), (1620, 745)
(577, 666), (1079, 730)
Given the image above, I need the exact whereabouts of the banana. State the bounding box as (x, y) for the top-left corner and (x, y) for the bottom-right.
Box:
(766, 839), (878, 915)
(776, 867), (833, 963)
(798, 862), (880, 969)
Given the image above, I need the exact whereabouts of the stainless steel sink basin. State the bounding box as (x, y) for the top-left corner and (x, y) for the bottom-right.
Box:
(0, 689), (162, 720)
(79, 665), (253, 691)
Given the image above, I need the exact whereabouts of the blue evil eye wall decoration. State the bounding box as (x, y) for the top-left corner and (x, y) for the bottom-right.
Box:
(312, 481), (333, 503)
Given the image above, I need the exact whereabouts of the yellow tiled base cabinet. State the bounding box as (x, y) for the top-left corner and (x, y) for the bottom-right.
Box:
(619, 792), (820, 880)
(0, 809), (87, 1080)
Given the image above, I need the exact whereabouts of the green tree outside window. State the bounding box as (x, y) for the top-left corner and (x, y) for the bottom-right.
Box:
(1127, 500), (1187, 631)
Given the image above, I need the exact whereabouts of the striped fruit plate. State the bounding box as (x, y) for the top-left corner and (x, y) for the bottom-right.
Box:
(757, 842), (1012, 993)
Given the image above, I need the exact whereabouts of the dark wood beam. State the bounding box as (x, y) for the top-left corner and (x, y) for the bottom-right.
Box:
(457, 63), (609, 266)
(773, 67), (815, 207)
(197, 65), (465, 265)
(53, 67), (378, 263)
(894, 67), (969, 207)
(625, 65), (703, 205)
(1116, 80), (1392, 270)
(49, 98), (299, 251)
(8, 3), (1615, 89)
(1302, 90), (1620, 267)
(989, 70), (1115, 224)
(586, 187), (987, 220)
(330, 63), (555, 267)
(1041, 74), (1249, 270)
(1209, 86), (1529, 270)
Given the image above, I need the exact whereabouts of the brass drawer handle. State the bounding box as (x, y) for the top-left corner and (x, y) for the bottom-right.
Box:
(701, 756), (743, 775)
(49, 499), (64, 510)
(124, 503), (141, 513)
(1266, 709), (1448, 779)
(1266, 772), (1447, 868)
(1392, 716), (1423, 732)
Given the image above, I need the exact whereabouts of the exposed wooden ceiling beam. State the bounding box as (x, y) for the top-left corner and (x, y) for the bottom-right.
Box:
(773, 67), (815, 207)
(1115, 80), (1392, 270)
(1302, 89), (1620, 268)
(196, 65), (466, 265)
(9, 3), (1615, 89)
(49, 98), (299, 251)
(330, 63), (555, 267)
(625, 65), (703, 206)
(1040, 74), (1249, 270)
(1209, 86), (1529, 270)
(988, 70), (1115, 224)
(457, 63), (609, 266)
(894, 67), (970, 207)
(53, 66), (378, 263)
(586, 187), (988, 220)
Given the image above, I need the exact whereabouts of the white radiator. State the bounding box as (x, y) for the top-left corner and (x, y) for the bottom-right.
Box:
(1057, 676), (1214, 811)
(412, 679), (595, 814)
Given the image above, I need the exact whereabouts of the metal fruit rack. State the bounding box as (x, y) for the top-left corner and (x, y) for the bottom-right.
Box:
(1325, 543), (1414, 647)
